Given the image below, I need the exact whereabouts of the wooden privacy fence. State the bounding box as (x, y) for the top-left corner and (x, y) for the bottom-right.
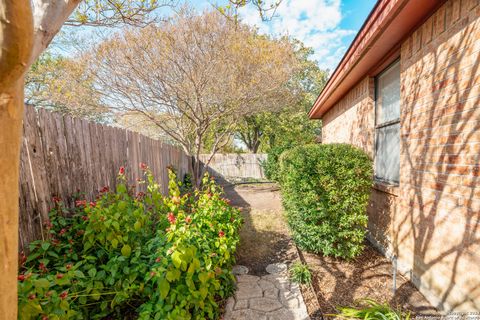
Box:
(19, 106), (191, 251)
(199, 153), (267, 181)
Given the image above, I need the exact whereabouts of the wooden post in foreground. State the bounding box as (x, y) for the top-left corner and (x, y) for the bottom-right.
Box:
(0, 0), (33, 318)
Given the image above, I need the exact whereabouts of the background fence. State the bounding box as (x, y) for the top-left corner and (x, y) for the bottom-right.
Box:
(19, 106), (191, 251)
(199, 153), (267, 181)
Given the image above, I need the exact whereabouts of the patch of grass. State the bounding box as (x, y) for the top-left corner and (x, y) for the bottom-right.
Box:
(335, 299), (411, 320)
(289, 261), (312, 284)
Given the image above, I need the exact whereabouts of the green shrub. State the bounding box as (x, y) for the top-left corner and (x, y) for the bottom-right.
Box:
(18, 166), (242, 320)
(279, 143), (373, 259)
(262, 145), (292, 181)
(335, 299), (411, 320)
(288, 262), (312, 285)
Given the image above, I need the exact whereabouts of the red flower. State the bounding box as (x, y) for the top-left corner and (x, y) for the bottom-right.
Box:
(39, 262), (47, 271)
(185, 216), (192, 224)
(155, 257), (162, 263)
(118, 166), (125, 175)
(66, 264), (73, 270)
(150, 271), (156, 277)
(42, 315), (49, 320)
(59, 291), (68, 300)
(140, 163), (148, 171)
(19, 251), (27, 266)
(52, 196), (61, 204)
(167, 212), (176, 224)
(56, 273), (64, 279)
(136, 192), (145, 199)
(59, 228), (66, 235)
(28, 294), (36, 300)
(81, 215), (89, 221)
(100, 186), (109, 193)
(17, 275), (25, 281)
(89, 201), (96, 208)
(218, 230), (225, 238)
(44, 220), (53, 229)
(230, 217), (235, 222)
(75, 200), (87, 207)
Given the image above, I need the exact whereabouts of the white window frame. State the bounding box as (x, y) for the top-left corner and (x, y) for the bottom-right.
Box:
(374, 59), (401, 185)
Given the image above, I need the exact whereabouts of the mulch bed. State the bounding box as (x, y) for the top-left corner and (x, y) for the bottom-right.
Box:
(298, 243), (439, 317)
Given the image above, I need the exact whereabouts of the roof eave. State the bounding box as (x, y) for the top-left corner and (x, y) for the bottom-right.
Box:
(309, 0), (444, 119)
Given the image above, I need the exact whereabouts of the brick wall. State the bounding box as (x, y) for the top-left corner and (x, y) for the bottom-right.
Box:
(322, 77), (375, 157)
(321, 0), (480, 311)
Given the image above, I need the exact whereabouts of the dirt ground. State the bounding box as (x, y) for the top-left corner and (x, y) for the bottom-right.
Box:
(222, 182), (436, 318)
(302, 245), (438, 316)
(223, 183), (297, 275)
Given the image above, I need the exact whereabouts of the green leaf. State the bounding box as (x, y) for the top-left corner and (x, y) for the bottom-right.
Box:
(46, 251), (59, 258)
(41, 242), (50, 251)
(88, 268), (97, 278)
(159, 278), (170, 299)
(117, 200), (127, 210)
(199, 287), (208, 299)
(111, 239), (118, 249)
(117, 184), (127, 194)
(34, 278), (50, 289)
(74, 270), (86, 278)
(134, 221), (142, 231)
(171, 251), (182, 269)
(55, 277), (70, 286)
(121, 244), (132, 257)
(198, 272), (209, 284)
(166, 269), (181, 282)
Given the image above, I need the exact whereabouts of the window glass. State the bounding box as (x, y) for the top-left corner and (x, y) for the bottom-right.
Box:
(375, 123), (400, 183)
(375, 60), (400, 184)
(376, 61), (400, 124)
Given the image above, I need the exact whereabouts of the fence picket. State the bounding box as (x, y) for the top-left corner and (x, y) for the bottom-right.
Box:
(19, 107), (192, 252)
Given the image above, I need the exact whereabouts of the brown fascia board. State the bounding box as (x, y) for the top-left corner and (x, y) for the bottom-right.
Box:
(309, 0), (442, 119)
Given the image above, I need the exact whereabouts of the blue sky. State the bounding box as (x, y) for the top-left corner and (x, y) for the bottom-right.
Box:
(232, 0), (377, 72)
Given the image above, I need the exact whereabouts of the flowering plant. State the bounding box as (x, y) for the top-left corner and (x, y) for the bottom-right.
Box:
(18, 166), (242, 320)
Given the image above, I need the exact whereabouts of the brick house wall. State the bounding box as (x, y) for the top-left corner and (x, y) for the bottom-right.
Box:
(321, 0), (479, 311)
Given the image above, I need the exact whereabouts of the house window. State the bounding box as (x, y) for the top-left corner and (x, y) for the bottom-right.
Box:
(375, 60), (400, 184)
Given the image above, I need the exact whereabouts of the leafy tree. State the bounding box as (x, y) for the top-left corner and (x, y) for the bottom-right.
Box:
(235, 41), (328, 154)
(88, 9), (300, 186)
(25, 52), (109, 122)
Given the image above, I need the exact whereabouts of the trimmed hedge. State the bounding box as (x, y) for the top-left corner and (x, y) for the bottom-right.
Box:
(278, 144), (373, 259)
(262, 145), (291, 182)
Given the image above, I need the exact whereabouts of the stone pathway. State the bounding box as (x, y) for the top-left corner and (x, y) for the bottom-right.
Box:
(224, 264), (310, 320)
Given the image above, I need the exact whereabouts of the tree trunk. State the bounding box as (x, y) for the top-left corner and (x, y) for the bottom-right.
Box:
(30, 0), (82, 66)
(0, 0), (33, 317)
(0, 83), (25, 319)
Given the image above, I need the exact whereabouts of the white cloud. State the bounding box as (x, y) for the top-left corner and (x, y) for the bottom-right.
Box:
(239, 0), (356, 72)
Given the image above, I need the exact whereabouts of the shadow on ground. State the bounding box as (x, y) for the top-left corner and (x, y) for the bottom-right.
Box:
(222, 183), (297, 276)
